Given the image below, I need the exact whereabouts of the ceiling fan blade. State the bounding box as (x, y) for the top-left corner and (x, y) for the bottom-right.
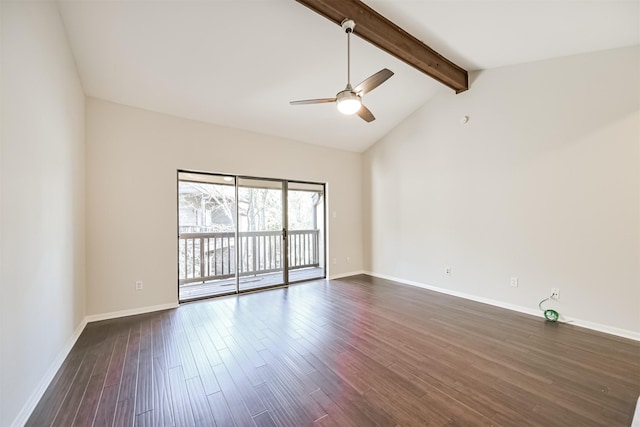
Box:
(290, 98), (336, 105)
(357, 105), (375, 122)
(354, 68), (394, 95)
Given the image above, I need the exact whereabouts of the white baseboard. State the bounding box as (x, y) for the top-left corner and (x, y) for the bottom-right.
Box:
(567, 318), (640, 342)
(328, 270), (366, 280)
(364, 271), (640, 342)
(85, 302), (179, 323)
(11, 317), (88, 427)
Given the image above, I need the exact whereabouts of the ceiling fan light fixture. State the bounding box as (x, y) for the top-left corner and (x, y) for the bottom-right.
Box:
(336, 91), (361, 115)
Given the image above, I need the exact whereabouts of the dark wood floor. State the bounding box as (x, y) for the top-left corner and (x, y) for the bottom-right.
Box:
(27, 274), (640, 426)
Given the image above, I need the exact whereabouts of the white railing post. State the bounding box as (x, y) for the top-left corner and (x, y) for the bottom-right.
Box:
(199, 236), (205, 281)
(252, 235), (257, 275)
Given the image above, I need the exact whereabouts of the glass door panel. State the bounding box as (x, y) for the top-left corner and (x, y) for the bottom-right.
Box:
(179, 172), (326, 301)
(178, 172), (237, 301)
(287, 182), (325, 282)
(237, 177), (285, 292)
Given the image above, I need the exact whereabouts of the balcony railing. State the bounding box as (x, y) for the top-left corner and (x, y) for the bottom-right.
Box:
(178, 229), (320, 285)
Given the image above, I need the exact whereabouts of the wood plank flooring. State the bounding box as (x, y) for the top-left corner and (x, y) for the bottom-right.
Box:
(27, 274), (640, 426)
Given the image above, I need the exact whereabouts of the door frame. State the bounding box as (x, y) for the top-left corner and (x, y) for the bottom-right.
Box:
(177, 170), (326, 302)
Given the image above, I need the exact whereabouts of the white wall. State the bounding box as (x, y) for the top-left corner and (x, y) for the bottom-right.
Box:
(363, 46), (640, 336)
(0, 2), (86, 426)
(85, 98), (363, 316)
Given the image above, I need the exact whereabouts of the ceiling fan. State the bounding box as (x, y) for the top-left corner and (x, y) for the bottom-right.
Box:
(290, 19), (393, 122)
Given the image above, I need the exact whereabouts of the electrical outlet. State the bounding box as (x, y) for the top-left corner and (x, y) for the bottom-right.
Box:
(332, 258), (337, 265)
(346, 256), (351, 264)
(551, 288), (560, 300)
(510, 277), (518, 288)
(135, 281), (143, 291)
(445, 267), (452, 276)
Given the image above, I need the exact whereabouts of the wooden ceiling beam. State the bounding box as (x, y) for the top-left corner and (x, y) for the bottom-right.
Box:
(295, 0), (469, 93)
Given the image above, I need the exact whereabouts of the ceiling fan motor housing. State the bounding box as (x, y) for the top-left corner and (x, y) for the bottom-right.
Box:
(337, 89), (360, 103)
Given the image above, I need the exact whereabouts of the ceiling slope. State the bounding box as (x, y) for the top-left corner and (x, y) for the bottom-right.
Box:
(58, 0), (639, 152)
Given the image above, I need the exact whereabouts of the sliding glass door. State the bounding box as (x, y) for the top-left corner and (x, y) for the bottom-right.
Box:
(178, 171), (325, 302)
(237, 177), (286, 292)
(178, 173), (237, 300)
(287, 181), (325, 282)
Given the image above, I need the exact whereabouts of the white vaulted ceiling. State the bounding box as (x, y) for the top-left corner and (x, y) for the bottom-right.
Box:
(58, 0), (639, 152)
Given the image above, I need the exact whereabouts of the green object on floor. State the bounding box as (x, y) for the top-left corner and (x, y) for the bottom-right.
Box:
(539, 296), (559, 323)
(544, 309), (559, 322)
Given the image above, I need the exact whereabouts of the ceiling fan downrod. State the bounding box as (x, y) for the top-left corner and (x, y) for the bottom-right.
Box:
(342, 19), (356, 90)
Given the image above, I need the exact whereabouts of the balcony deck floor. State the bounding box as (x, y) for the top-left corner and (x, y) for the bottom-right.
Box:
(179, 266), (324, 301)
